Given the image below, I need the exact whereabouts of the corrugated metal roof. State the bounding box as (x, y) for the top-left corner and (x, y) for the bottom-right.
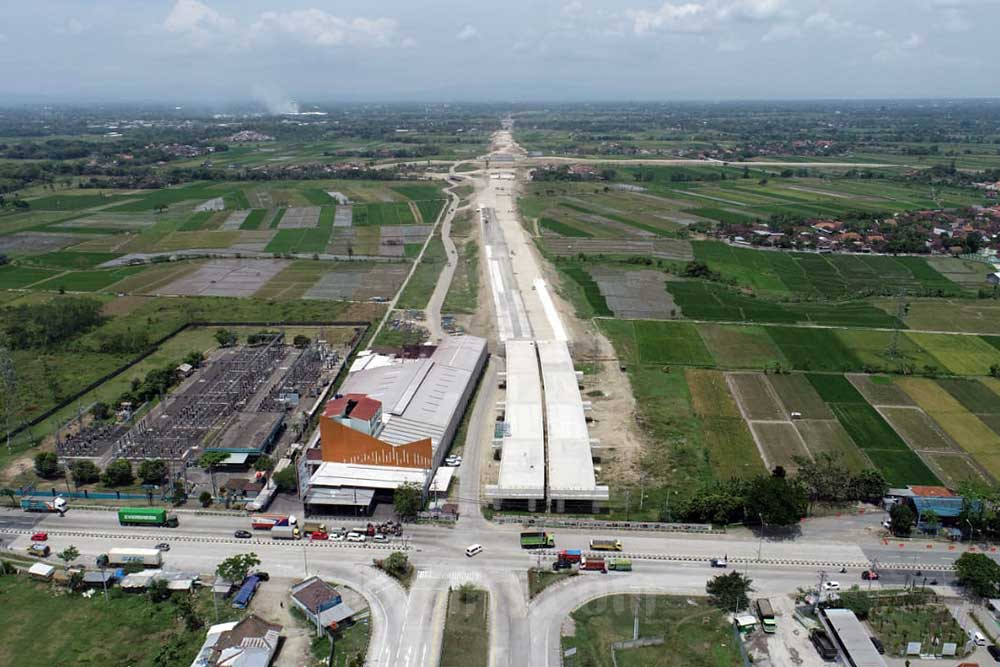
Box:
(824, 608), (887, 667)
(912, 496), (967, 518)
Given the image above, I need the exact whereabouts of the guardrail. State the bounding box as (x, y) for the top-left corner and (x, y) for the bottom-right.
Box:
(494, 515), (722, 534)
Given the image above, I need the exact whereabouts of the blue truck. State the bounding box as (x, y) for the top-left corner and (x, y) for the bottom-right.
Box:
(232, 575), (261, 609)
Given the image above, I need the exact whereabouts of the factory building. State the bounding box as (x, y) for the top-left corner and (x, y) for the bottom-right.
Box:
(302, 335), (487, 514)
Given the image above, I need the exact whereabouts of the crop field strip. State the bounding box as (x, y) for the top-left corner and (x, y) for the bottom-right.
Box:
(805, 374), (940, 485)
(895, 377), (1000, 482)
(685, 369), (766, 479)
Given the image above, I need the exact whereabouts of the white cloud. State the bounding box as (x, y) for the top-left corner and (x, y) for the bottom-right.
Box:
(873, 31), (924, 62)
(562, 1), (585, 17)
(630, 0), (788, 35)
(941, 8), (971, 31)
(631, 3), (708, 35)
(456, 24), (479, 41)
(802, 12), (855, 36)
(163, 0), (233, 46)
(252, 10), (400, 47)
(717, 36), (746, 51)
(761, 22), (800, 41)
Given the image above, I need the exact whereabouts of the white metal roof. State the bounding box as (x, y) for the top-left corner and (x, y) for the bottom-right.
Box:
(492, 340), (545, 498)
(340, 335), (486, 450)
(824, 609), (888, 667)
(309, 462), (455, 492)
(538, 340), (608, 500)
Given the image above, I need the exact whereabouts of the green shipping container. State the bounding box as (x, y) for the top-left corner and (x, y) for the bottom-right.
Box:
(118, 508), (177, 527)
(608, 558), (632, 571)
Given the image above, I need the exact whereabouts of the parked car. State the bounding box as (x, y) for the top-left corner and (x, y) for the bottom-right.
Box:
(30, 532), (47, 542)
(347, 532), (366, 542)
(310, 531), (329, 541)
(28, 544), (50, 557)
(987, 644), (1000, 661)
(156, 543), (170, 552)
(823, 581), (840, 591)
(870, 637), (884, 654)
(329, 532), (345, 542)
(234, 529), (252, 539)
(372, 534), (388, 543)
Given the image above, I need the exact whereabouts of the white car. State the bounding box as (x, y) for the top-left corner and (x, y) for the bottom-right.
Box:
(346, 532), (366, 542)
(329, 533), (345, 542)
(823, 581), (840, 591)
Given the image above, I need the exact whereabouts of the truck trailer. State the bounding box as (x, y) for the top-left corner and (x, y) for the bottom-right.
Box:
(251, 514), (297, 530)
(520, 531), (555, 549)
(579, 557), (607, 573)
(756, 599), (776, 634)
(21, 497), (67, 515)
(271, 525), (300, 540)
(106, 548), (162, 567)
(118, 507), (178, 527)
(589, 538), (623, 552)
(607, 558), (632, 572)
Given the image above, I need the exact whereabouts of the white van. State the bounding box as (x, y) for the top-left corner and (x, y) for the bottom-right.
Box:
(974, 631), (987, 646)
(465, 544), (483, 557)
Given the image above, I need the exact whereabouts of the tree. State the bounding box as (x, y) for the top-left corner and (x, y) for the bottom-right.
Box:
(383, 552), (410, 577)
(137, 459), (168, 486)
(393, 482), (423, 519)
(889, 502), (915, 537)
(921, 509), (941, 531)
(147, 578), (171, 602)
(199, 451), (228, 496)
(214, 328), (238, 348)
(1, 487), (17, 508)
(91, 402), (112, 421)
(170, 480), (188, 506)
(57, 545), (80, 566)
(183, 350), (205, 368)
(457, 582), (481, 604)
(273, 465), (297, 493)
(199, 491), (213, 507)
(216, 553), (261, 584)
(745, 475), (808, 527)
(173, 594), (203, 631)
(955, 552), (1000, 598)
(253, 455), (275, 473)
(101, 458), (134, 487)
(34, 451), (61, 479)
(836, 588), (873, 620)
(706, 571), (753, 611)
(292, 335), (311, 348)
(69, 460), (100, 486)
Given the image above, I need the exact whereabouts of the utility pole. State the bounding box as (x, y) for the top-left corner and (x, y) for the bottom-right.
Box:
(886, 291), (910, 360)
(813, 571), (825, 615)
(757, 513), (766, 561)
(624, 489), (630, 522)
(638, 474), (645, 512)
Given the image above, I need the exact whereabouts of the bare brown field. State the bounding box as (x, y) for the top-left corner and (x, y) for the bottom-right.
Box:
(727, 373), (786, 421)
(750, 421), (810, 471)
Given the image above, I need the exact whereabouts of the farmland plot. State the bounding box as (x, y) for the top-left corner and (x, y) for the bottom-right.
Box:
(588, 267), (678, 319)
(749, 421), (811, 471)
(767, 374), (833, 419)
(905, 332), (1000, 375)
(686, 369), (765, 479)
(847, 374), (916, 407)
(793, 419), (869, 472)
(696, 324), (787, 369)
(727, 373), (786, 420)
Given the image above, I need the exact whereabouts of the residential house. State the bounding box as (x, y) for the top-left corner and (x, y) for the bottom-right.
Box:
(290, 577), (356, 633)
(190, 614), (282, 667)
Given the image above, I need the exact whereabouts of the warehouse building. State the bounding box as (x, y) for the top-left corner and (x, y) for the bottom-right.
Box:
(302, 335), (486, 513)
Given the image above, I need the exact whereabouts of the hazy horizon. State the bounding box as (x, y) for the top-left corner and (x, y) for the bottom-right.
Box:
(1, 0), (997, 104)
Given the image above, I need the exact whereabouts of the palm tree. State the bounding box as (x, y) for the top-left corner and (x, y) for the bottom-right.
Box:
(0, 487), (16, 508)
(199, 451), (228, 497)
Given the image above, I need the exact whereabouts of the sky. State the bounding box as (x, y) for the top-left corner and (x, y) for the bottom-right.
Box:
(1, 0), (997, 104)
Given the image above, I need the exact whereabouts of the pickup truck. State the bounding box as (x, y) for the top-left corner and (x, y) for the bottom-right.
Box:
(710, 558), (728, 568)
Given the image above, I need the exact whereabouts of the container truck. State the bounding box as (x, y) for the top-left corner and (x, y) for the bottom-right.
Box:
(589, 538), (622, 552)
(271, 524), (300, 540)
(607, 558), (632, 572)
(21, 497), (67, 515)
(251, 514), (297, 530)
(118, 507), (178, 527)
(520, 531), (555, 549)
(756, 599), (776, 634)
(579, 557), (607, 573)
(106, 548), (162, 567)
